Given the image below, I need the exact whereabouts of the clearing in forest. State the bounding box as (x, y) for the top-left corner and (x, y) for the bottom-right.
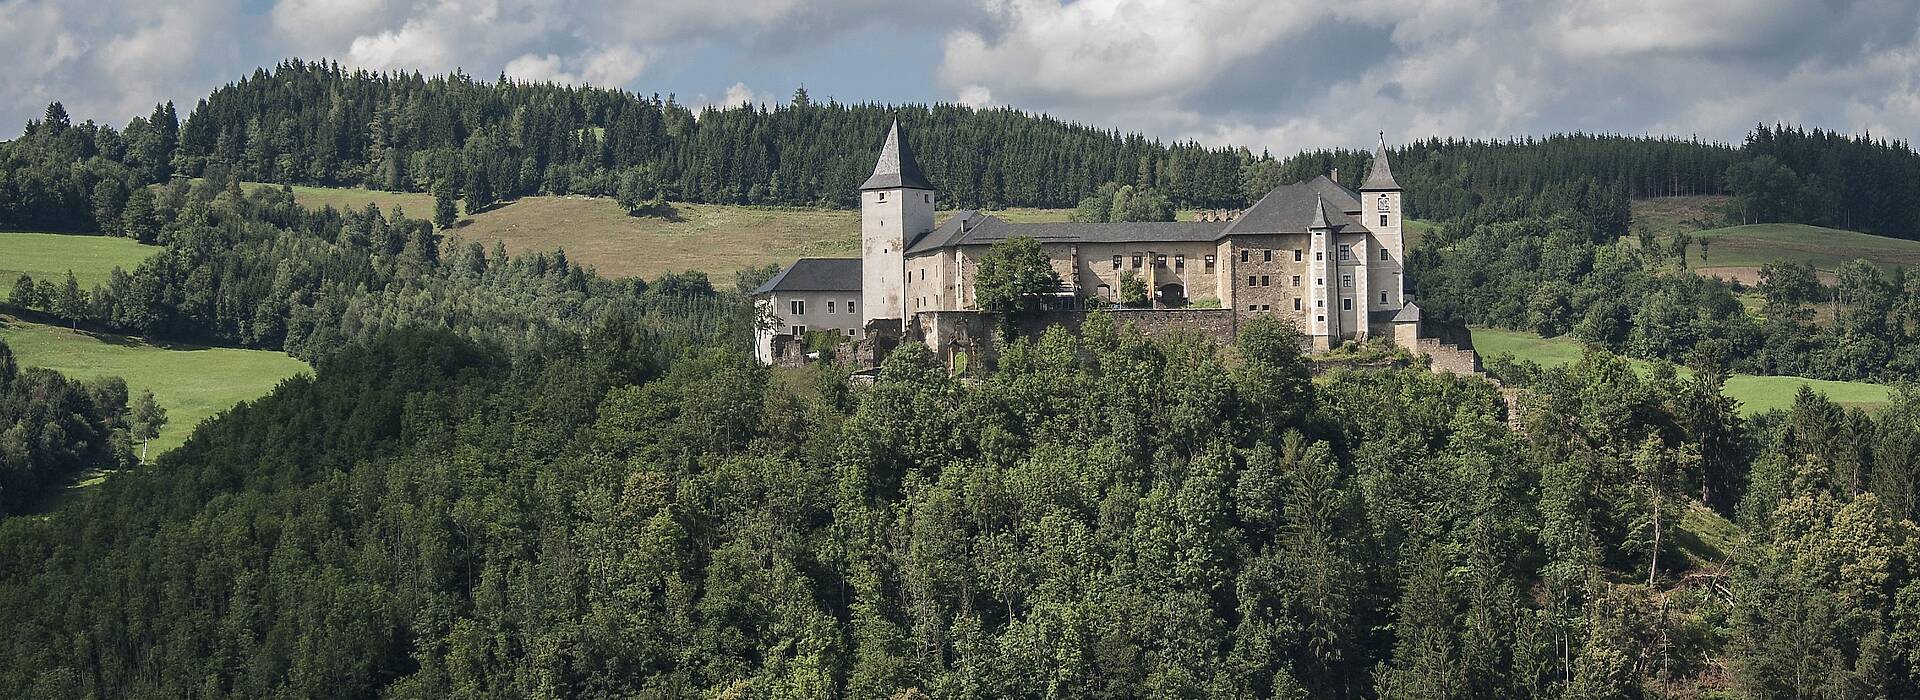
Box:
(1470, 326), (1892, 416)
(0, 314), (309, 457)
(0, 232), (159, 289)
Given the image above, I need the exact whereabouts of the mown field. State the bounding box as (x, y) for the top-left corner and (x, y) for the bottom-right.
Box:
(0, 314), (309, 457)
(1630, 196), (1920, 285)
(1471, 326), (1892, 415)
(0, 232), (158, 288)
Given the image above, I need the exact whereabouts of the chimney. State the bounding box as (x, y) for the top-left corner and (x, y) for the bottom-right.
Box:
(1331, 167), (1341, 183)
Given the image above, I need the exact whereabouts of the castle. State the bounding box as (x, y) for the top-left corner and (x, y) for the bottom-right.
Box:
(754, 121), (1443, 367)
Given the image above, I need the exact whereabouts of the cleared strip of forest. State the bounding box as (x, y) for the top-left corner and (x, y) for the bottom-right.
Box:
(0, 314), (309, 457)
(1470, 327), (1891, 415)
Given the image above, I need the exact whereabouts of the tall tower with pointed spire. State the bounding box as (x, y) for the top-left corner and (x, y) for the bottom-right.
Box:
(859, 119), (935, 330)
(1361, 133), (1405, 314)
(1309, 193), (1338, 344)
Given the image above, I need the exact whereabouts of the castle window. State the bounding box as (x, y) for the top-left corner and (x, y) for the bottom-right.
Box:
(1204, 255), (1215, 270)
(920, 269), (925, 281)
(1174, 255), (1185, 270)
(1339, 244), (1351, 260)
(1264, 250), (1273, 263)
(1248, 304), (1257, 311)
(1294, 298), (1302, 310)
(1155, 254), (1166, 267)
(1380, 291), (1389, 304)
(1315, 252), (1323, 261)
(878, 192), (886, 202)
(848, 328), (857, 337)
(924, 193), (930, 203)
(1248, 275), (1257, 287)
(1316, 299), (1324, 308)
(790, 300), (805, 315)
(1381, 214), (1388, 227)
(1292, 275), (1301, 286)
(1317, 315), (1325, 323)
(827, 301), (835, 314)
(1343, 298), (1353, 311)
(1112, 255), (1122, 269)
(847, 300), (856, 315)
(1261, 304), (1270, 311)
(1260, 275), (1270, 286)
(1240, 250), (1249, 263)
(1294, 249), (1303, 261)
(1341, 274), (1353, 288)
(1132, 255), (1143, 268)
(792, 325), (806, 336)
(1316, 277), (1323, 286)
(1380, 248), (1390, 261)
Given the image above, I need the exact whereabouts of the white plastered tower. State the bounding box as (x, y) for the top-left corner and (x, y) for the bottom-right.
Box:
(1361, 133), (1405, 314)
(860, 119), (935, 330)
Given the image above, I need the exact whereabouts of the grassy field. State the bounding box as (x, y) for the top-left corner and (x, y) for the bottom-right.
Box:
(453, 197), (864, 280)
(241, 181), (442, 216)
(0, 232), (159, 288)
(1633, 195), (1732, 239)
(0, 315), (308, 456)
(1471, 326), (1891, 415)
(1630, 196), (1920, 283)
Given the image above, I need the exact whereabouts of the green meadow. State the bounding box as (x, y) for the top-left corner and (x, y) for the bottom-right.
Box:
(1471, 326), (1893, 415)
(0, 232), (158, 289)
(0, 315), (309, 457)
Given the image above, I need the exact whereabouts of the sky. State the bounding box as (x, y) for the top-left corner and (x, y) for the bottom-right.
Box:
(2, 0), (1917, 156)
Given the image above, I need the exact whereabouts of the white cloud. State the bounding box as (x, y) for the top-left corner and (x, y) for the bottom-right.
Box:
(956, 84), (994, 108)
(723, 82), (759, 107)
(934, 0), (1920, 155)
(505, 46), (651, 87)
(1, 0), (1916, 165)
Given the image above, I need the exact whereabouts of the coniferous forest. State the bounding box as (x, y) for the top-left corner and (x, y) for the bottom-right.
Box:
(4, 62), (1920, 698)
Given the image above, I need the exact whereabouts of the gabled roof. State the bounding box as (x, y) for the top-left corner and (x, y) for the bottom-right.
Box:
(859, 119), (933, 191)
(1361, 133), (1401, 191)
(1393, 301), (1421, 322)
(1221, 175), (1369, 236)
(754, 258), (862, 294)
(905, 212), (1227, 254)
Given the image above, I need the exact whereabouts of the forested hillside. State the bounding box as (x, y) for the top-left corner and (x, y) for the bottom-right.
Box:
(3, 314), (1918, 697)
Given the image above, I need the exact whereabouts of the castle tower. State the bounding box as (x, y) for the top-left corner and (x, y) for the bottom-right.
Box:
(859, 119), (935, 330)
(1309, 194), (1338, 346)
(1361, 133), (1405, 312)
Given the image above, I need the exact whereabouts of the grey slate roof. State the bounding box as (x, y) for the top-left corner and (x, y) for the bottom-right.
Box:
(903, 174), (1382, 254)
(1310, 194), (1332, 229)
(754, 258), (862, 294)
(859, 120), (933, 191)
(1392, 301), (1421, 322)
(1221, 175), (1371, 236)
(1368, 302), (1420, 326)
(905, 213), (1228, 254)
(1361, 134), (1401, 191)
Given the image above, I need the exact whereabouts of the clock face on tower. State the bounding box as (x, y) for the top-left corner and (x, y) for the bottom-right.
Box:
(1377, 194), (1390, 211)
